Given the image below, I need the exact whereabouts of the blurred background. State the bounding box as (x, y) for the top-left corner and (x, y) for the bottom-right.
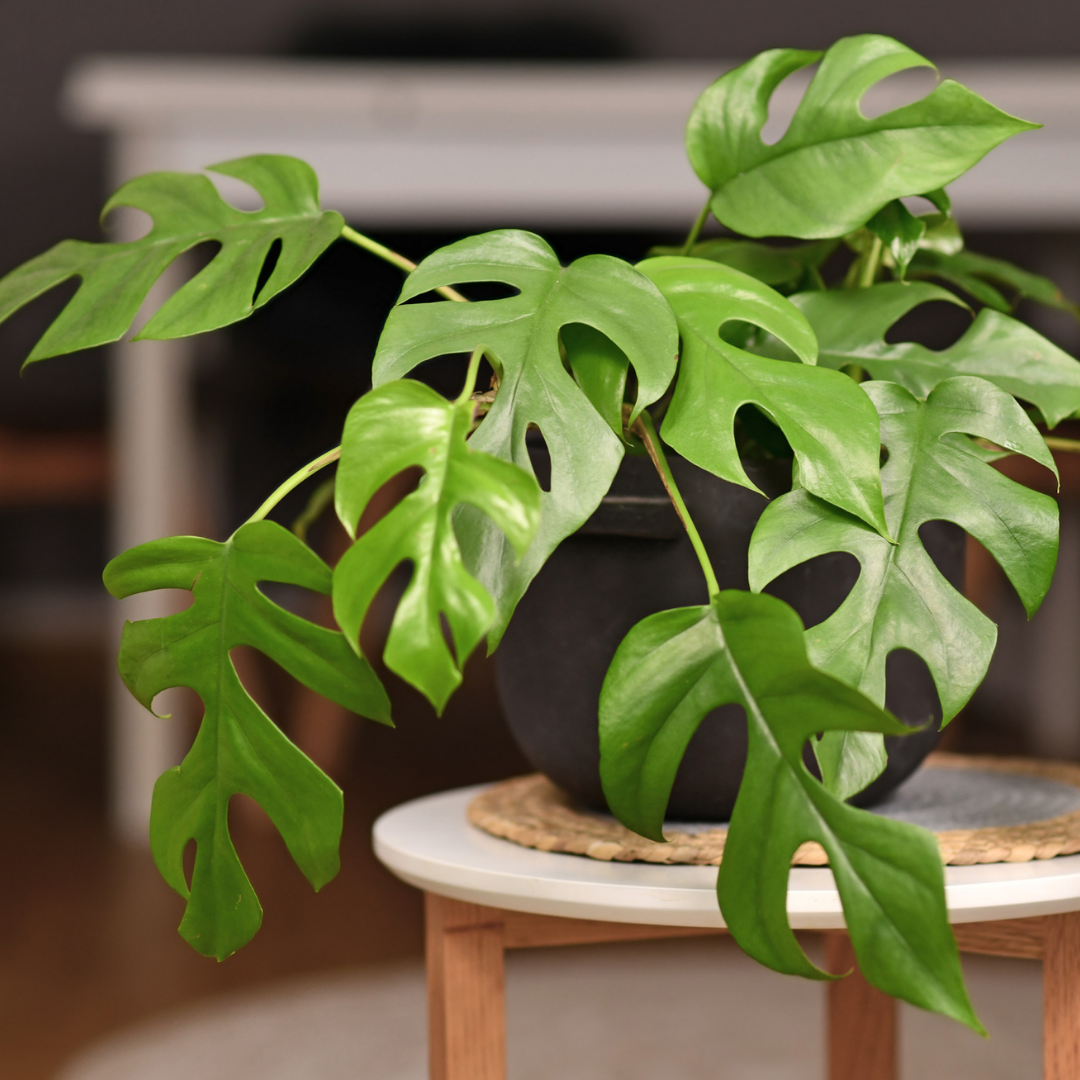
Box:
(1, 1), (1079, 1077)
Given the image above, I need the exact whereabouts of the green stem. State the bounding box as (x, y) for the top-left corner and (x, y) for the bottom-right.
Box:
(633, 411), (720, 598)
(680, 197), (712, 256)
(1045, 435), (1080, 454)
(247, 445), (342, 525)
(455, 344), (487, 406)
(340, 225), (469, 303)
(858, 236), (884, 289)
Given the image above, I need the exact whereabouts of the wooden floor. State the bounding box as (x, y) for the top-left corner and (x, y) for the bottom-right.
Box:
(0, 641), (531, 1080)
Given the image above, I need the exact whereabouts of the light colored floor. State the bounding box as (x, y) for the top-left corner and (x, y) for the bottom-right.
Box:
(58, 936), (1042, 1080)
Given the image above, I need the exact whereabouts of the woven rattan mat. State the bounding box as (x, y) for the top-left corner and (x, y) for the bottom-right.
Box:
(467, 753), (1080, 867)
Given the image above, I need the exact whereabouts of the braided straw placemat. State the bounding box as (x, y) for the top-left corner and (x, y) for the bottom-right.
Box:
(467, 753), (1080, 867)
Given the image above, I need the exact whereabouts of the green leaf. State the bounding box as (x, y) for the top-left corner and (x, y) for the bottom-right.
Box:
(103, 519), (391, 959)
(749, 378), (1058, 764)
(637, 256), (888, 535)
(866, 200), (926, 278)
(562, 322), (629, 439)
(909, 249), (1080, 319)
(788, 281), (1080, 426)
(686, 34), (1037, 239)
(647, 239), (838, 292)
(0, 155), (343, 362)
(916, 212), (964, 256)
(333, 379), (541, 712)
(370, 230), (678, 646)
(598, 590), (979, 1030)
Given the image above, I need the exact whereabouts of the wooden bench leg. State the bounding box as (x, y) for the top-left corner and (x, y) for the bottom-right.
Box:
(425, 893), (506, 1080)
(825, 932), (898, 1080)
(1045, 911), (1080, 1079)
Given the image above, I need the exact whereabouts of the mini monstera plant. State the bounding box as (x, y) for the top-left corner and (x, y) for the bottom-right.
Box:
(3, 34), (1077, 1029)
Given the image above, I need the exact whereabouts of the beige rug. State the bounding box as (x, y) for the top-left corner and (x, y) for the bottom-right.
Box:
(57, 937), (1041, 1080)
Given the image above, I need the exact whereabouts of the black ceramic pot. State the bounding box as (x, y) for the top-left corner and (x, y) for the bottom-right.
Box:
(495, 448), (964, 821)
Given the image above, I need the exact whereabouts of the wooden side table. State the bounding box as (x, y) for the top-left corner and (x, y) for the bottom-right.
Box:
(374, 785), (1080, 1080)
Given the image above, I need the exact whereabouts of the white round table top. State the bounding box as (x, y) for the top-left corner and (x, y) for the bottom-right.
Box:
(373, 785), (1080, 929)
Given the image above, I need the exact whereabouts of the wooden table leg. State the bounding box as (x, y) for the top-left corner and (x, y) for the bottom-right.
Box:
(425, 893), (506, 1080)
(1045, 911), (1080, 1079)
(825, 932), (898, 1080)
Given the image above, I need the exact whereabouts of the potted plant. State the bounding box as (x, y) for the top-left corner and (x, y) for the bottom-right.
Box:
(1, 33), (1075, 1032)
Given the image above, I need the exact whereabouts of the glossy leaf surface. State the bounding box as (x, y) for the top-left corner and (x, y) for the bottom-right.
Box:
(371, 230), (677, 645)
(789, 282), (1080, 426)
(750, 378), (1058, 795)
(638, 257), (887, 534)
(104, 520), (390, 959)
(909, 249), (1080, 318)
(333, 379), (541, 712)
(598, 590), (978, 1030)
(686, 35), (1036, 239)
(0, 155), (342, 362)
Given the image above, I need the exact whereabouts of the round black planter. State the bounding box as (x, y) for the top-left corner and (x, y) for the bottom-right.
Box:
(495, 448), (964, 821)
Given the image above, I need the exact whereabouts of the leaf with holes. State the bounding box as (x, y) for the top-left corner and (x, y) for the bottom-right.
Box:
(909, 249), (1080, 318)
(103, 519), (391, 959)
(749, 378), (1058, 797)
(0, 155), (343, 362)
(598, 589), (979, 1030)
(783, 281), (1080, 426)
(686, 34), (1036, 239)
(637, 256), (888, 535)
(646, 239), (838, 293)
(371, 230), (678, 646)
(333, 379), (541, 712)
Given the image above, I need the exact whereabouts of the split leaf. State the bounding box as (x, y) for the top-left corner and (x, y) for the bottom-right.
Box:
(750, 378), (1058, 796)
(371, 230), (678, 646)
(0, 155), (343, 362)
(104, 520), (391, 960)
(333, 379), (541, 712)
(686, 34), (1036, 239)
(788, 281), (1080, 426)
(638, 256), (888, 535)
(598, 590), (979, 1030)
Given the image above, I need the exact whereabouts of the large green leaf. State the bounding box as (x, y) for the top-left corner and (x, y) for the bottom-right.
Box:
(370, 230), (678, 646)
(103, 519), (390, 959)
(598, 590), (979, 1030)
(749, 378), (1058, 796)
(0, 155), (343, 362)
(786, 282), (1080, 427)
(333, 379), (541, 712)
(909, 249), (1080, 319)
(638, 257), (888, 535)
(647, 239), (838, 293)
(686, 34), (1037, 239)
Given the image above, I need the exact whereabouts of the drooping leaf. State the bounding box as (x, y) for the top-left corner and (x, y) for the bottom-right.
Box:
(866, 200), (926, 278)
(637, 257), (888, 535)
(0, 155), (343, 362)
(333, 379), (541, 712)
(647, 238), (838, 293)
(598, 590), (979, 1030)
(786, 281), (1080, 426)
(909, 249), (1080, 319)
(103, 519), (391, 959)
(370, 230), (678, 646)
(686, 34), (1037, 239)
(749, 378), (1058, 797)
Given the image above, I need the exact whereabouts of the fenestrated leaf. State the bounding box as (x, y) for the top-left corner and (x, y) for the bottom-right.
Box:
(371, 230), (678, 646)
(333, 379), (541, 712)
(787, 281), (1080, 426)
(909, 248), (1080, 319)
(0, 155), (343, 362)
(638, 257), (888, 535)
(686, 34), (1037, 239)
(598, 590), (979, 1030)
(750, 378), (1058, 796)
(103, 519), (391, 960)
(647, 238), (837, 293)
